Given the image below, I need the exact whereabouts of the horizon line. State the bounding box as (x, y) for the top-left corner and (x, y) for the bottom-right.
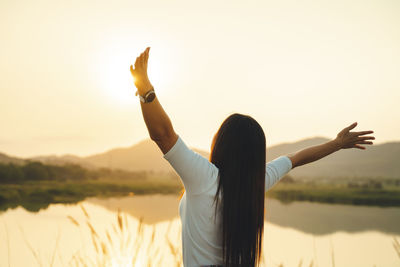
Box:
(1, 136), (397, 160)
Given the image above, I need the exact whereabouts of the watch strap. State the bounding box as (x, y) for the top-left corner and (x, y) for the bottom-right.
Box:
(137, 87), (155, 103)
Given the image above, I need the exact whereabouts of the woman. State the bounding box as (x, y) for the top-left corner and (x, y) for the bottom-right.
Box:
(130, 47), (375, 267)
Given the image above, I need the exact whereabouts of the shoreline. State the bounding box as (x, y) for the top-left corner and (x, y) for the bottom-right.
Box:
(1, 180), (400, 212)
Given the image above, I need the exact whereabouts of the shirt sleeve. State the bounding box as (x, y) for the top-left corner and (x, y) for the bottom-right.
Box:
(163, 135), (219, 195)
(265, 156), (292, 191)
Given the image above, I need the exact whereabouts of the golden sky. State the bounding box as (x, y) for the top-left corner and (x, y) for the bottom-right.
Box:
(1, 0), (399, 157)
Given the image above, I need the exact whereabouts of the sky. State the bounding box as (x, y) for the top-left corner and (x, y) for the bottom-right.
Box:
(0, 0), (399, 158)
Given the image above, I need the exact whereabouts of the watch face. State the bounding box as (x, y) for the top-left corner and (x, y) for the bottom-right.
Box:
(146, 92), (156, 102)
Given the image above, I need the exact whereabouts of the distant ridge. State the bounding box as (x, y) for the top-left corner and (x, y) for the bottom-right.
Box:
(1, 137), (399, 178)
(84, 139), (170, 172)
(267, 138), (400, 178)
(84, 139), (210, 172)
(0, 152), (25, 165)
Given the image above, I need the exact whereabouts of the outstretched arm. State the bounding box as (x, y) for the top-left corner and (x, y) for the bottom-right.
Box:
(288, 122), (374, 168)
(130, 47), (178, 154)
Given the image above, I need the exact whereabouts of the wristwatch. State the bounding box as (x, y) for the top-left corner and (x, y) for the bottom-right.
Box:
(137, 87), (156, 103)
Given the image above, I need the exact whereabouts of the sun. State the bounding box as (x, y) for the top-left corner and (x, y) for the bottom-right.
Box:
(95, 45), (165, 106)
(99, 51), (139, 105)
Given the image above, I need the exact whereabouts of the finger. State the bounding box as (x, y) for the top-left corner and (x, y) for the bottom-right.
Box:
(130, 65), (135, 75)
(357, 136), (375, 141)
(138, 52), (144, 68)
(142, 52), (147, 69)
(138, 51), (144, 66)
(134, 56), (140, 68)
(143, 48), (148, 69)
(353, 144), (366, 150)
(145, 47), (150, 68)
(356, 141), (373, 145)
(346, 122), (357, 132)
(353, 130), (374, 136)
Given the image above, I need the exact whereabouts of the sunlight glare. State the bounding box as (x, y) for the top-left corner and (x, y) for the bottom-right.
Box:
(101, 51), (136, 105)
(95, 44), (168, 106)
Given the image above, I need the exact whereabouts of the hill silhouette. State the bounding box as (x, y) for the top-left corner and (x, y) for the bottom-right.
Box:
(0, 152), (24, 165)
(83, 139), (209, 172)
(267, 138), (400, 178)
(1, 137), (399, 178)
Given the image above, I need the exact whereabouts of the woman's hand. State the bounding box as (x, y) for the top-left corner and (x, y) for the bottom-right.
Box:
(335, 122), (375, 150)
(288, 122), (375, 168)
(130, 47), (153, 96)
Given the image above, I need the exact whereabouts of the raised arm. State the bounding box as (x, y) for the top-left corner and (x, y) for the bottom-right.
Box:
(288, 122), (374, 168)
(130, 47), (178, 154)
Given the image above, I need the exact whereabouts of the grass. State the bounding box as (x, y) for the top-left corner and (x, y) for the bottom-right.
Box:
(0, 177), (182, 212)
(3, 161), (400, 210)
(267, 182), (400, 207)
(66, 205), (183, 267)
(394, 237), (400, 259)
(2, 173), (400, 213)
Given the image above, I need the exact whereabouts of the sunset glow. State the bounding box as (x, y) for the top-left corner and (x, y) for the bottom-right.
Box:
(0, 0), (399, 157)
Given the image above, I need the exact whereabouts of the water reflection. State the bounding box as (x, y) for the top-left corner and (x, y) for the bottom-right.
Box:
(0, 195), (399, 267)
(265, 199), (400, 235)
(87, 195), (400, 235)
(87, 195), (181, 224)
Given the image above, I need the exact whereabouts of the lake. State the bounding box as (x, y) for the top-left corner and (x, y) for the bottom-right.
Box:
(0, 195), (399, 267)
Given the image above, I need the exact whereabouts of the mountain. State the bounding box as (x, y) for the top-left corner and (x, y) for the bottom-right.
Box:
(84, 139), (170, 172)
(9, 139), (208, 173)
(84, 139), (209, 172)
(0, 152), (25, 165)
(83, 137), (400, 178)
(1, 137), (399, 178)
(266, 138), (400, 178)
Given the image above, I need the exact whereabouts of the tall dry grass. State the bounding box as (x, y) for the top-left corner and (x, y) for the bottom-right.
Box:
(393, 237), (400, 259)
(67, 204), (182, 267)
(65, 206), (400, 267)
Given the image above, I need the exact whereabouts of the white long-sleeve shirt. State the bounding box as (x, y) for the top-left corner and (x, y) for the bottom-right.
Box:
(163, 135), (292, 266)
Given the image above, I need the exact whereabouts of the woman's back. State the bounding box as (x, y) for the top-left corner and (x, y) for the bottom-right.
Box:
(163, 135), (292, 266)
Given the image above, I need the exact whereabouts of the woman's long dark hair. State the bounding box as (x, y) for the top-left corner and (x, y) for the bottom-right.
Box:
(211, 113), (266, 267)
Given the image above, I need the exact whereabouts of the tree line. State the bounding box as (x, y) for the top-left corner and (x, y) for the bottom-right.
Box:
(0, 161), (146, 184)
